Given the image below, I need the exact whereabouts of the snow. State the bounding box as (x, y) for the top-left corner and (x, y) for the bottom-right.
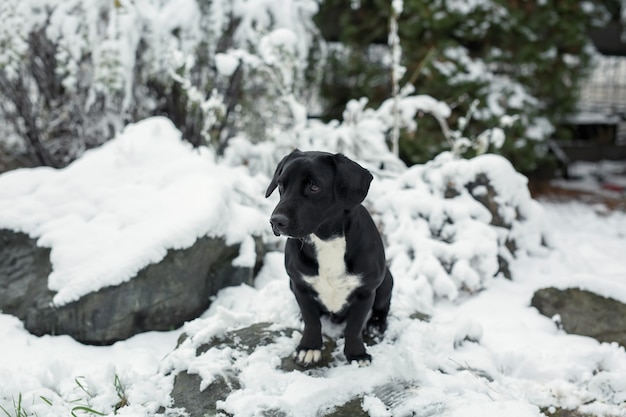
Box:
(552, 160), (626, 197)
(215, 53), (240, 77)
(568, 111), (622, 125)
(1, 116), (626, 416)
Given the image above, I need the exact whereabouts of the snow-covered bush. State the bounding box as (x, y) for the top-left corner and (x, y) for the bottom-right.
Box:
(371, 152), (547, 314)
(0, 0), (323, 168)
(220, 89), (452, 177)
(0, 0), (147, 167)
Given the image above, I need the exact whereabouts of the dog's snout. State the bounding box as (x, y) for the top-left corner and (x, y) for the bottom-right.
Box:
(269, 213), (289, 236)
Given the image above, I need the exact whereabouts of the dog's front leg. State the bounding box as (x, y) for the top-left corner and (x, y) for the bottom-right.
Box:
(290, 280), (323, 366)
(344, 292), (375, 366)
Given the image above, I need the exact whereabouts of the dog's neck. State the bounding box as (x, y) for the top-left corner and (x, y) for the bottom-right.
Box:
(311, 207), (357, 241)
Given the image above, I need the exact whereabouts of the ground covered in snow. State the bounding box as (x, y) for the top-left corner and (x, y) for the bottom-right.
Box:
(1, 201), (625, 417)
(549, 160), (626, 210)
(160, 204), (626, 417)
(1, 118), (625, 417)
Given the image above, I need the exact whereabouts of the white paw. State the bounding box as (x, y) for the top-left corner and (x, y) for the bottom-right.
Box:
(347, 353), (372, 367)
(295, 349), (322, 366)
(356, 358), (371, 367)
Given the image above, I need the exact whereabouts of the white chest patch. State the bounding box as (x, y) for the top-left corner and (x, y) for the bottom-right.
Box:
(303, 235), (361, 313)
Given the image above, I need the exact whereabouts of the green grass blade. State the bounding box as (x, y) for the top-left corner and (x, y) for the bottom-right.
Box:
(70, 406), (106, 417)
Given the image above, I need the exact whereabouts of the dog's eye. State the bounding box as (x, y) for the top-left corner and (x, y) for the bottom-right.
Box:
(308, 182), (320, 194)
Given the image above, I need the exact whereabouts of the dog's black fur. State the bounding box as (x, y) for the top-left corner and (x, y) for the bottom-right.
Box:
(265, 149), (393, 366)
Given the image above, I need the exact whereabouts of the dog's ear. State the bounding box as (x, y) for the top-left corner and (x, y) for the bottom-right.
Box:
(332, 154), (373, 209)
(265, 149), (302, 198)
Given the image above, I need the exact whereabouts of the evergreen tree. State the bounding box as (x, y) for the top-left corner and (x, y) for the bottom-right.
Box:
(315, 0), (612, 172)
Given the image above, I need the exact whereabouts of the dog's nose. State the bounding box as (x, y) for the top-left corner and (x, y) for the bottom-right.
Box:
(269, 214), (289, 236)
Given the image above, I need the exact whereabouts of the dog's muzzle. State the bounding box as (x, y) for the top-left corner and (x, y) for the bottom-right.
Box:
(269, 213), (289, 237)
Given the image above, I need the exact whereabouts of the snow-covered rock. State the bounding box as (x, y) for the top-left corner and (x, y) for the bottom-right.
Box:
(0, 117), (269, 343)
(532, 287), (626, 348)
(0, 229), (263, 345)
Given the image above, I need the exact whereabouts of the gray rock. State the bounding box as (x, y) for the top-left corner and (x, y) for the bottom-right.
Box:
(168, 323), (440, 417)
(531, 287), (626, 347)
(169, 322), (339, 416)
(0, 229), (53, 318)
(195, 322), (291, 356)
(323, 398), (367, 417)
(171, 372), (240, 417)
(0, 228), (263, 345)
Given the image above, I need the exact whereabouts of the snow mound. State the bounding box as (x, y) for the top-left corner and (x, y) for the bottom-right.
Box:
(0, 117), (269, 305)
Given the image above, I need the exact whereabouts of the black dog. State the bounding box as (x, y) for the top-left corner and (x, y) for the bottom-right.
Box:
(265, 150), (393, 366)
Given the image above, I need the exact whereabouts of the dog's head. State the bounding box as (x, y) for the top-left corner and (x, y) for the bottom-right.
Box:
(265, 150), (373, 238)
